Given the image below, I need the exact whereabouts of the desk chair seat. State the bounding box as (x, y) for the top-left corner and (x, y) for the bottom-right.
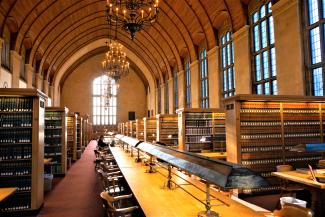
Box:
(273, 204), (313, 217)
(100, 191), (138, 217)
(97, 169), (125, 195)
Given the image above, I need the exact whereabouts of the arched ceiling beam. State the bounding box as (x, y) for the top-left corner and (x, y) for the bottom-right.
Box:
(46, 27), (162, 82)
(59, 47), (149, 89)
(53, 38), (156, 106)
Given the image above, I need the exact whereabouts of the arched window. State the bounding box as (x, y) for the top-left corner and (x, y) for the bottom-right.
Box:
(199, 48), (209, 108)
(250, 1), (277, 95)
(92, 75), (117, 125)
(304, 0), (325, 96)
(220, 31), (235, 98)
(184, 61), (191, 108)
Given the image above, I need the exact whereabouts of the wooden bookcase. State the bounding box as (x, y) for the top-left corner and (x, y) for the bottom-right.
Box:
(124, 122), (128, 136)
(117, 123), (122, 134)
(44, 107), (68, 176)
(177, 108), (226, 152)
(144, 117), (156, 142)
(0, 88), (46, 214)
(82, 115), (89, 148)
(67, 112), (77, 161)
(225, 95), (325, 193)
(156, 114), (178, 147)
(128, 121), (133, 137)
(131, 120), (136, 138)
(136, 119), (144, 140)
(76, 115), (83, 158)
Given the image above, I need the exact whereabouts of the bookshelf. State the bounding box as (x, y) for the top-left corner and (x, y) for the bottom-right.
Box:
(0, 88), (46, 214)
(76, 115), (82, 158)
(136, 119), (144, 140)
(144, 117), (156, 142)
(177, 108), (226, 152)
(128, 121), (133, 137)
(124, 122), (128, 136)
(67, 113), (77, 161)
(224, 95), (325, 193)
(131, 121), (136, 138)
(118, 123), (122, 134)
(82, 116), (89, 148)
(156, 114), (178, 147)
(44, 107), (68, 176)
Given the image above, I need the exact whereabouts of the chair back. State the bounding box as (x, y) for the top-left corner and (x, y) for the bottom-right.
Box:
(100, 191), (116, 210)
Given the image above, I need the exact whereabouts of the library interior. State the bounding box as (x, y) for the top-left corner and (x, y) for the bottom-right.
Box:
(1, 0), (325, 217)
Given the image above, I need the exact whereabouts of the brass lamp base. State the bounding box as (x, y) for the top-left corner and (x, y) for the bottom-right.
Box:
(197, 210), (219, 217)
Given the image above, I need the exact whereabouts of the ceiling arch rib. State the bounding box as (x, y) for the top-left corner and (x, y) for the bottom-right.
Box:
(168, 0), (207, 48)
(7, 0), (195, 81)
(50, 35), (157, 86)
(160, 2), (195, 61)
(47, 27), (163, 82)
(47, 29), (161, 83)
(13, 0), (57, 52)
(190, 0), (216, 49)
(0, 0), (17, 36)
(24, 2), (175, 80)
(29, 0), (104, 66)
(59, 47), (149, 89)
(53, 38), (157, 106)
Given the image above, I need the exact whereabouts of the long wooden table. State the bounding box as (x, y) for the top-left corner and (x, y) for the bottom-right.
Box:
(0, 188), (17, 203)
(272, 170), (325, 189)
(272, 170), (325, 217)
(110, 147), (267, 217)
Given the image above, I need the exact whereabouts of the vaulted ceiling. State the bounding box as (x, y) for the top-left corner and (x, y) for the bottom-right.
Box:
(0, 0), (252, 86)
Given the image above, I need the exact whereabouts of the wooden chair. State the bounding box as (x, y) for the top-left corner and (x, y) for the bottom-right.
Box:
(100, 191), (138, 217)
(276, 164), (305, 208)
(273, 204), (313, 217)
(97, 169), (125, 195)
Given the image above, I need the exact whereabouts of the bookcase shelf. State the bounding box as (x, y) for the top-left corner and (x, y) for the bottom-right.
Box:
(225, 95), (325, 193)
(0, 88), (46, 214)
(144, 117), (156, 142)
(76, 115), (83, 158)
(130, 121), (136, 138)
(82, 115), (89, 148)
(177, 108), (226, 153)
(156, 114), (178, 147)
(128, 121), (134, 137)
(45, 107), (68, 175)
(136, 119), (144, 140)
(67, 112), (77, 161)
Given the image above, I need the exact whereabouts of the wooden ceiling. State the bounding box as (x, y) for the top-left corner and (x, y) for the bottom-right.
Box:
(0, 0), (251, 85)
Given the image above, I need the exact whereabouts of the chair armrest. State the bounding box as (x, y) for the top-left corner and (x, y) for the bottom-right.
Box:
(113, 194), (133, 200)
(115, 206), (138, 214)
(105, 171), (121, 176)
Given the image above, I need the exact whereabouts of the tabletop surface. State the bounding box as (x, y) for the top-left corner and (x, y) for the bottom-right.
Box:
(110, 146), (266, 217)
(272, 170), (325, 189)
(0, 187), (17, 202)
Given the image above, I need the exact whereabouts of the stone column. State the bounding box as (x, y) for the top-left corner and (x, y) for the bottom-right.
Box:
(161, 84), (165, 114)
(25, 64), (34, 88)
(10, 50), (22, 88)
(190, 60), (199, 108)
(207, 46), (221, 108)
(272, 0), (305, 95)
(43, 79), (49, 95)
(155, 87), (159, 115)
(233, 25), (252, 94)
(168, 78), (174, 114)
(36, 73), (43, 90)
(0, 38), (4, 67)
(178, 70), (185, 109)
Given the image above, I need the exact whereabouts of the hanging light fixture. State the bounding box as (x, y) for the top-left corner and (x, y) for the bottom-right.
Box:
(106, 0), (160, 40)
(102, 15), (129, 105)
(102, 41), (129, 81)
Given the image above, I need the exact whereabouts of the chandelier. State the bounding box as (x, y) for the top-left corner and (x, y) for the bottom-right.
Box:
(102, 41), (129, 81)
(106, 0), (159, 40)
